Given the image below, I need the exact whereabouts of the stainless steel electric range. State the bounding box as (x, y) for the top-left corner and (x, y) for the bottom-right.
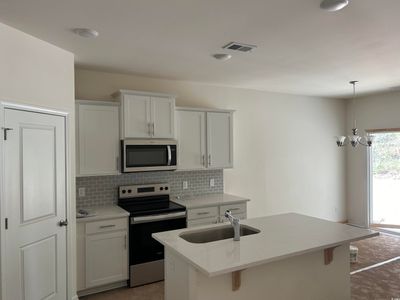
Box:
(118, 183), (186, 287)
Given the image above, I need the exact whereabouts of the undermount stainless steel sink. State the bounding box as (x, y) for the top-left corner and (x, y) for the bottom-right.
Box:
(179, 225), (260, 243)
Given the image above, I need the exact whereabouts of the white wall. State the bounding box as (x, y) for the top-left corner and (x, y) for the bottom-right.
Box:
(76, 69), (347, 222)
(0, 23), (76, 300)
(346, 91), (400, 227)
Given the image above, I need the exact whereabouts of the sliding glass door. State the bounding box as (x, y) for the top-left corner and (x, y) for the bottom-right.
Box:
(370, 131), (400, 227)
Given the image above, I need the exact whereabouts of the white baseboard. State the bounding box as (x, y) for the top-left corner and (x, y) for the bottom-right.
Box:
(77, 281), (128, 297)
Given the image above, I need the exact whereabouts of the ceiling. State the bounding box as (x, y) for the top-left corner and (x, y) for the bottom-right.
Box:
(1, 0), (400, 98)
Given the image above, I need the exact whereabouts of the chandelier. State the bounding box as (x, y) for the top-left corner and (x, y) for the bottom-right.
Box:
(336, 81), (373, 148)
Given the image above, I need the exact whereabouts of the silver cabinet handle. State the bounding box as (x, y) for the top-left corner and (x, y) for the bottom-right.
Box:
(148, 123), (152, 136)
(230, 208), (240, 211)
(202, 155), (205, 166)
(58, 219), (68, 227)
(116, 156), (119, 171)
(208, 154), (211, 166)
(152, 123), (155, 136)
(99, 224), (116, 229)
(197, 212), (209, 216)
(124, 234), (127, 250)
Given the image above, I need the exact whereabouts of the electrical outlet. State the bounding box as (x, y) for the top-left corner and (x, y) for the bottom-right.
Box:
(210, 178), (215, 187)
(78, 187), (86, 197)
(182, 181), (188, 190)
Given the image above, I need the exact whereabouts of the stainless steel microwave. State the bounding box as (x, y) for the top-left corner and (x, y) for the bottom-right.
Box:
(121, 139), (177, 172)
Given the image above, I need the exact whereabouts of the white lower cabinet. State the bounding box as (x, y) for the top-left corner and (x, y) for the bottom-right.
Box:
(77, 217), (129, 296)
(186, 202), (247, 228)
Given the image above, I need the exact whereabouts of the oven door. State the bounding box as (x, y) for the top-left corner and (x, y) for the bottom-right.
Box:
(129, 211), (186, 286)
(130, 211), (186, 264)
(122, 139), (177, 172)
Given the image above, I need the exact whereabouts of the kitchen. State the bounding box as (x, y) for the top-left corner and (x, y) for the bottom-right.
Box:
(1, 1), (400, 299)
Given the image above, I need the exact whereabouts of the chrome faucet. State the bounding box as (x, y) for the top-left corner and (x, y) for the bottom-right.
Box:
(225, 210), (240, 241)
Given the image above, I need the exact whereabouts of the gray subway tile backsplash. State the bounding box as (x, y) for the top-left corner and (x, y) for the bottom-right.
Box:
(76, 169), (223, 208)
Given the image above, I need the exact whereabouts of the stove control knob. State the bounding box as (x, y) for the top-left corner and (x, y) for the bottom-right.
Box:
(128, 189), (132, 193)
(122, 190), (126, 194)
(160, 187), (164, 191)
(165, 186), (169, 190)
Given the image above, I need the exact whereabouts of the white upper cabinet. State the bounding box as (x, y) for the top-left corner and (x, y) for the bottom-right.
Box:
(152, 96), (175, 138)
(115, 90), (175, 139)
(176, 108), (233, 170)
(122, 94), (151, 138)
(176, 110), (206, 170)
(76, 101), (120, 176)
(207, 112), (233, 169)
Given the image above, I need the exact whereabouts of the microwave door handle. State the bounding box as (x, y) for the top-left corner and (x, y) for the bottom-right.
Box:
(167, 145), (172, 166)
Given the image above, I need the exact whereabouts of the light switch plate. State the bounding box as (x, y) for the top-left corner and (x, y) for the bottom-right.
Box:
(210, 178), (215, 187)
(78, 187), (86, 197)
(182, 181), (188, 190)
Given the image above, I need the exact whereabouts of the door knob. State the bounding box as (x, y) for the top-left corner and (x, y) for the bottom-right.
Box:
(58, 219), (68, 227)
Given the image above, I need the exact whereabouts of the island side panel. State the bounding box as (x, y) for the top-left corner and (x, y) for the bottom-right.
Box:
(195, 244), (350, 300)
(165, 248), (198, 300)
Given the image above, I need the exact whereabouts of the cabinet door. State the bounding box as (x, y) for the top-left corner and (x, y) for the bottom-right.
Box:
(85, 231), (128, 288)
(123, 94), (151, 138)
(176, 110), (206, 170)
(207, 112), (233, 168)
(77, 103), (120, 176)
(151, 96), (175, 138)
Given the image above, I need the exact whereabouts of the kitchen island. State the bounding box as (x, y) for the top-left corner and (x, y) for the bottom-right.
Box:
(152, 213), (377, 300)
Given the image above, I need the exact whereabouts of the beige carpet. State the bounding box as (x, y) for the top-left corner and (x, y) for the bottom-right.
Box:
(350, 233), (400, 272)
(351, 233), (400, 300)
(351, 260), (400, 300)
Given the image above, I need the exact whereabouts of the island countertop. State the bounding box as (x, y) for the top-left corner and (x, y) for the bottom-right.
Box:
(152, 213), (378, 277)
(172, 193), (249, 209)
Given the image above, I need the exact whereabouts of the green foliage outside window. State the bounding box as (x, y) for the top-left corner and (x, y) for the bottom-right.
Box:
(372, 132), (400, 179)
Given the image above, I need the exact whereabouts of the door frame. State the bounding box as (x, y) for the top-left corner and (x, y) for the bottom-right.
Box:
(0, 101), (74, 300)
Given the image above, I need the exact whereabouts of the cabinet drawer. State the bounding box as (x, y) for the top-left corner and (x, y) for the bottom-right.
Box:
(86, 218), (127, 235)
(187, 216), (219, 228)
(187, 206), (218, 220)
(220, 203), (246, 215)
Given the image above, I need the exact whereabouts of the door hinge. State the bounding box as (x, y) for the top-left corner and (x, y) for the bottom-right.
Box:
(5, 218), (8, 230)
(1, 127), (13, 140)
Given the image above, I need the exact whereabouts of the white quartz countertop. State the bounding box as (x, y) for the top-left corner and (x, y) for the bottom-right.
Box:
(152, 213), (378, 277)
(172, 193), (249, 209)
(76, 205), (129, 223)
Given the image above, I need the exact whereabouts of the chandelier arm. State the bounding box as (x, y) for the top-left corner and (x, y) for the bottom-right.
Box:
(337, 139), (350, 147)
(358, 140), (369, 147)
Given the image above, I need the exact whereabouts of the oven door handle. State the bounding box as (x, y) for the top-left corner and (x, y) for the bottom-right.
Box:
(167, 145), (172, 166)
(131, 211), (186, 224)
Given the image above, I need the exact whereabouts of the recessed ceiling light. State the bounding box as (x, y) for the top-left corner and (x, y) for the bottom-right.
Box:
(320, 0), (349, 12)
(73, 28), (99, 38)
(212, 53), (232, 61)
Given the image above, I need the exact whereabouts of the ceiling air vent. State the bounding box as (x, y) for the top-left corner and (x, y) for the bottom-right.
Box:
(223, 42), (257, 53)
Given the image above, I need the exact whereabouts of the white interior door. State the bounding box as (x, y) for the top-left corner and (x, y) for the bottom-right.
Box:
(207, 112), (233, 168)
(176, 110), (206, 170)
(3, 108), (67, 300)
